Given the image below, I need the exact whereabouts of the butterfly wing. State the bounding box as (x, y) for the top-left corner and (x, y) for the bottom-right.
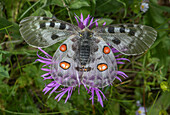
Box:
(93, 24), (157, 55)
(51, 35), (82, 87)
(81, 37), (117, 88)
(19, 16), (80, 48)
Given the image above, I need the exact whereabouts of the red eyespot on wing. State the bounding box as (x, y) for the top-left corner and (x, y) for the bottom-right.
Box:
(97, 63), (108, 72)
(60, 61), (70, 70)
(60, 44), (67, 52)
(103, 46), (110, 54)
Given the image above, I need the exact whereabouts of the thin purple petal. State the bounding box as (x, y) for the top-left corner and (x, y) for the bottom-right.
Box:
(98, 89), (106, 100)
(95, 20), (99, 27)
(89, 17), (94, 25)
(95, 88), (104, 107)
(38, 47), (52, 58)
(115, 54), (122, 57)
(41, 68), (50, 71)
(117, 62), (125, 64)
(116, 58), (130, 62)
(36, 59), (52, 64)
(37, 51), (52, 61)
(80, 13), (84, 22)
(116, 76), (122, 82)
(117, 71), (128, 79)
(74, 16), (79, 25)
(103, 22), (106, 26)
(54, 87), (73, 103)
(41, 72), (50, 77)
(84, 15), (90, 26)
(49, 83), (60, 95)
(112, 48), (120, 53)
(65, 87), (73, 103)
(43, 76), (53, 80)
(43, 81), (56, 94)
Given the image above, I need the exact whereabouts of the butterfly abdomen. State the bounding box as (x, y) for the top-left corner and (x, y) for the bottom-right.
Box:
(79, 39), (90, 66)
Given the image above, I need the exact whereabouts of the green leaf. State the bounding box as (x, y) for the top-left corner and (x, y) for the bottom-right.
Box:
(0, 17), (19, 38)
(160, 81), (170, 92)
(58, 100), (73, 113)
(44, 10), (53, 17)
(0, 54), (2, 62)
(149, 4), (165, 24)
(31, 8), (46, 16)
(106, 101), (120, 115)
(97, 18), (113, 26)
(148, 91), (170, 115)
(96, 0), (123, 14)
(17, 76), (33, 88)
(72, 87), (87, 107)
(50, 0), (64, 7)
(46, 98), (58, 110)
(69, 1), (90, 9)
(23, 65), (38, 78)
(0, 65), (10, 78)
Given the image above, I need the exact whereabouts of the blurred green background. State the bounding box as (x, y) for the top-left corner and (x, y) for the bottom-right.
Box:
(0, 0), (169, 114)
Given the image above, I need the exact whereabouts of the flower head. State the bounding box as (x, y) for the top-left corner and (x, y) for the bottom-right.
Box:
(140, 2), (149, 13)
(136, 101), (147, 115)
(136, 107), (146, 115)
(36, 14), (129, 107)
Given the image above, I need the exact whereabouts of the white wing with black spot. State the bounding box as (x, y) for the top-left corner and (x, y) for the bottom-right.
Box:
(93, 24), (157, 55)
(19, 16), (80, 48)
(81, 37), (117, 88)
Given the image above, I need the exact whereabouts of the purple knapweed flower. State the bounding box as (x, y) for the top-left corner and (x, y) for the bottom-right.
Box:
(36, 14), (129, 107)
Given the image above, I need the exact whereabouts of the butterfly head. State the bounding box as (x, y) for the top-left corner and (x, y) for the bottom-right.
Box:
(79, 28), (94, 39)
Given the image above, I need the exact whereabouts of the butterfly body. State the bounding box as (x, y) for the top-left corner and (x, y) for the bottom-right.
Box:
(79, 29), (92, 66)
(19, 16), (157, 88)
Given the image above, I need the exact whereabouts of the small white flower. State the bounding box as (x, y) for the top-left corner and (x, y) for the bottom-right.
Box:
(140, 2), (149, 13)
(136, 107), (146, 115)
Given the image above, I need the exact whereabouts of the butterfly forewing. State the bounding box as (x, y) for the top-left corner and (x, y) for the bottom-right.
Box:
(93, 24), (157, 55)
(19, 16), (80, 48)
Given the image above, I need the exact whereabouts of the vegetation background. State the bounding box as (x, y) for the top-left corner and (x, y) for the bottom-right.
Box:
(0, 0), (169, 114)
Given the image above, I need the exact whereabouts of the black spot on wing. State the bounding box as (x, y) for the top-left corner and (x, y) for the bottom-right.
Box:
(51, 34), (59, 40)
(72, 44), (77, 51)
(71, 37), (77, 42)
(58, 72), (63, 77)
(43, 17), (49, 20)
(119, 25), (124, 27)
(59, 23), (66, 30)
(94, 38), (100, 43)
(129, 29), (136, 36)
(120, 27), (125, 33)
(52, 19), (56, 22)
(108, 27), (115, 33)
(127, 24), (134, 27)
(50, 22), (55, 27)
(40, 23), (46, 28)
(112, 38), (121, 45)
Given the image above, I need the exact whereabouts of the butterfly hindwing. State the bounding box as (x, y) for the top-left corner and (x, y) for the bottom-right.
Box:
(93, 24), (157, 55)
(19, 16), (80, 48)
(51, 35), (82, 87)
(81, 37), (117, 88)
